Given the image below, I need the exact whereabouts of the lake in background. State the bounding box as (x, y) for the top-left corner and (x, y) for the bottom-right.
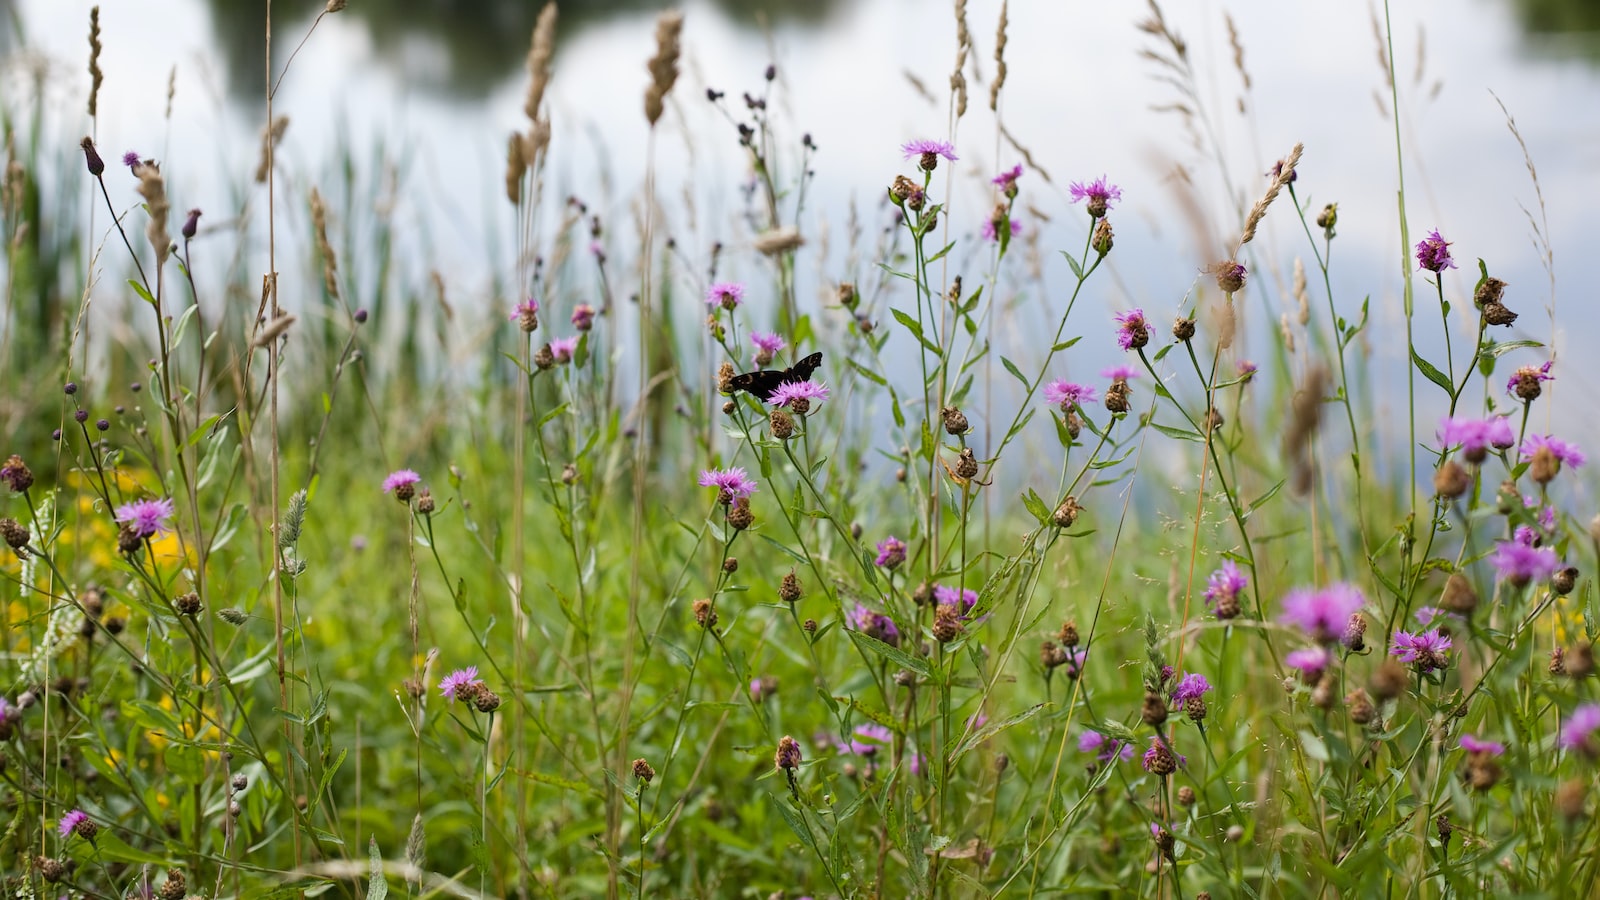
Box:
(3, 0), (1597, 501)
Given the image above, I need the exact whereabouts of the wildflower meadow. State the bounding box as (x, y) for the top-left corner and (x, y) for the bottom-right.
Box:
(1, 1), (1595, 898)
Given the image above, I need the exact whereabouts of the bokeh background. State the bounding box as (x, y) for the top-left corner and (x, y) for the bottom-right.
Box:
(3, 0), (1597, 469)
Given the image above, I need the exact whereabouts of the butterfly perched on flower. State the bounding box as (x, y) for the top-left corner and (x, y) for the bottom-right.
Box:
(728, 352), (822, 401)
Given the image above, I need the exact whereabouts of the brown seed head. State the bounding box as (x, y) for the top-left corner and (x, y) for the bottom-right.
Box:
(1141, 691), (1168, 726)
(769, 409), (795, 440)
(941, 406), (970, 435)
(727, 497), (754, 531)
(1346, 688), (1376, 725)
(1370, 660), (1407, 701)
(692, 598), (717, 629)
(954, 447), (979, 479)
(632, 758), (655, 783)
(932, 603), (962, 643)
(1173, 317), (1196, 342)
(1092, 217), (1114, 256)
(779, 570), (802, 603)
(775, 735), (802, 771)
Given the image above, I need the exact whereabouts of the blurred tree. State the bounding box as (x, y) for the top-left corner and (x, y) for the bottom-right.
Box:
(206, 0), (840, 101)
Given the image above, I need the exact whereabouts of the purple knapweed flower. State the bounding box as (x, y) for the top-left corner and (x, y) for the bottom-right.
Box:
(1236, 360), (1258, 382)
(1438, 415), (1515, 460)
(874, 536), (907, 569)
(705, 282), (744, 310)
(1170, 673), (1212, 710)
(901, 139), (958, 165)
(1513, 525), (1539, 547)
(1204, 560), (1248, 615)
(382, 470), (421, 495)
(1488, 540), (1560, 586)
(1044, 380), (1096, 411)
(1068, 176), (1122, 217)
(1560, 704), (1600, 754)
(439, 666), (484, 702)
(1113, 308), (1149, 351)
(1390, 629), (1452, 672)
(121, 151), (140, 169)
(571, 304), (596, 331)
(851, 604), (901, 647)
(1078, 730), (1135, 765)
(1506, 361), (1554, 399)
(1281, 583), (1366, 643)
(1520, 434), (1586, 469)
(1101, 365), (1140, 382)
(1285, 646), (1331, 680)
(114, 497), (176, 539)
(839, 722), (893, 757)
(1140, 737), (1186, 774)
(767, 380), (830, 409)
(698, 467), (758, 505)
(934, 585), (978, 613)
(1414, 606), (1460, 628)
(992, 164), (1023, 191)
(550, 336), (579, 364)
(58, 809), (91, 839)
(750, 331), (786, 365)
(1459, 734), (1505, 756)
(1415, 229), (1456, 273)
(1064, 647), (1087, 680)
(981, 216), (1021, 242)
(510, 298), (538, 321)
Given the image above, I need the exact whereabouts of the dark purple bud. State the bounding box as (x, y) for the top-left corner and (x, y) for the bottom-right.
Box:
(354, 308), (368, 324)
(95, 419), (109, 432)
(51, 429), (62, 442)
(130, 382), (141, 393)
(74, 410), (89, 424)
(182, 208), (201, 239)
(64, 382), (78, 395)
(765, 64), (777, 81)
(80, 137), (105, 176)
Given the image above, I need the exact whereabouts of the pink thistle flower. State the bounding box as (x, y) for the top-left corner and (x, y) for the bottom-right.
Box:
(767, 380), (829, 409)
(1561, 704), (1600, 754)
(1078, 730), (1135, 765)
(382, 470), (421, 494)
(705, 282), (744, 310)
(1068, 175), (1122, 217)
(1285, 646), (1331, 679)
(1520, 434), (1586, 469)
(1506, 361), (1554, 399)
(1415, 229), (1456, 273)
(439, 666), (484, 702)
(1204, 560), (1248, 614)
(992, 164), (1023, 190)
(550, 336), (579, 364)
(1236, 360), (1258, 381)
(1390, 629), (1452, 673)
(1281, 583), (1365, 642)
(571, 304), (596, 331)
(1459, 734), (1505, 756)
(1170, 673), (1212, 710)
(1101, 365), (1140, 382)
(851, 603), (900, 647)
(980, 216), (1021, 242)
(113, 497), (176, 539)
(58, 809), (90, 839)
(933, 585), (978, 613)
(901, 139), (958, 167)
(874, 536), (907, 569)
(698, 467), (758, 505)
(839, 723), (892, 757)
(1044, 380), (1096, 410)
(1113, 308), (1150, 351)
(1488, 540), (1560, 586)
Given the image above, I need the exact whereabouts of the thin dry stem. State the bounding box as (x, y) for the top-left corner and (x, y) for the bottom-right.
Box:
(309, 187), (339, 300)
(87, 7), (102, 118)
(1239, 142), (1302, 248)
(254, 115), (290, 184)
(643, 10), (684, 127)
(988, 0), (1008, 112)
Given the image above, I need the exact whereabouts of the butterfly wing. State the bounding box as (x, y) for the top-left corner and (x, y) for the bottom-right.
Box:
(729, 352), (823, 401)
(787, 352), (823, 383)
(729, 369), (786, 400)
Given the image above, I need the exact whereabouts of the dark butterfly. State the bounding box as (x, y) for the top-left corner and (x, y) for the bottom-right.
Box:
(728, 352), (823, 401)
